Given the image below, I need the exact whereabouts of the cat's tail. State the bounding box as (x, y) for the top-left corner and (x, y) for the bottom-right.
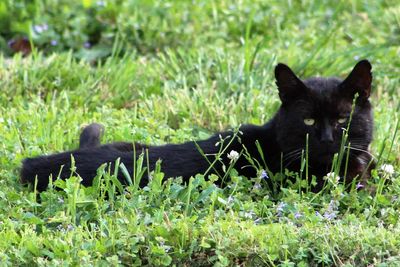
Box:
(20, 148), (133, 192)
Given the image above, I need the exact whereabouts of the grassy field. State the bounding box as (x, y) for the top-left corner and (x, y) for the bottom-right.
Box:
(0, 0), (400, 265)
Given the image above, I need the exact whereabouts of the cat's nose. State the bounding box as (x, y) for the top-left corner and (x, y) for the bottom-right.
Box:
(321, 129), (334, 143)
(320, 119), (334, 143)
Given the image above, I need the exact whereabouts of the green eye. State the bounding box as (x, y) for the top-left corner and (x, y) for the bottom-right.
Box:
(304, 118), (315, 126)
(338, 117), (347, 124)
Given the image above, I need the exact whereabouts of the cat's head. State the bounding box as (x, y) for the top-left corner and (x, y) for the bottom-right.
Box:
(274, 60), (373, 167)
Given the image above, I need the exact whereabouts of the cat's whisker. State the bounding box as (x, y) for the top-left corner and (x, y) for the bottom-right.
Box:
(283, 150), (304, 168)
(346, 142), (370, 151)
(345, 145), (366, 151)
(283, 152), (300, 161)
(284, 154), (303, 168)
(344, 146), (377, 160)
(348, 137), (367, 140)
(283, 148), (303, 157)
(348, 139), (369, 145)
(282, 149), (303, 163)
(345, 140), (369, 149)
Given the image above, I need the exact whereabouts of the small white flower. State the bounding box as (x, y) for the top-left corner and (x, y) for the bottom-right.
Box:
(380, 164), (394, 176)
(244, 211), (255, 219)
(227, 150), (239, 161)
(56, 224), (65, 232)
(277, 202), (286, 211)
(325, 172), (340, 184)
(57, 197), (64, 204)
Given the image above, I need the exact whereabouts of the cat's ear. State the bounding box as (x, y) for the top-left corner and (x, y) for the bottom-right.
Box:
(275, 63), (307, 103)
(340, 60), (372, 100)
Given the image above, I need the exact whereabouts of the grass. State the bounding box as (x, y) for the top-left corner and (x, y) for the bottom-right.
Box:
(0, 0), (400, 265)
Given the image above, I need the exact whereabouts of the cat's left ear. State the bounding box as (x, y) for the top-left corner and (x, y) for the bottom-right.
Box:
(340, 60), (372, 100)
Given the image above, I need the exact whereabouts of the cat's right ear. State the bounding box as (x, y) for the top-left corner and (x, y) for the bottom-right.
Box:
(275, 63), (307, 103)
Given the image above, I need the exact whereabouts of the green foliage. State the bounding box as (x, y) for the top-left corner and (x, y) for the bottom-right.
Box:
(1, 0), (400, 60)
(0, 0), (400, 265)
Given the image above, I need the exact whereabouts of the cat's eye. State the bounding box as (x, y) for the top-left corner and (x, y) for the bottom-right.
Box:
(338, 117), (347, 124)
(303, 118), (315, 126)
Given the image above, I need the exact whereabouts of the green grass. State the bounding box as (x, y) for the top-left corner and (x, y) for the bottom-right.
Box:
(1, 0), (400, 265)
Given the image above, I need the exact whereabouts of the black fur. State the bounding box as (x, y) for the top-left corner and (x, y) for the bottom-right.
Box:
(79, 123), (104, 149)
(20, 60), (374, 192)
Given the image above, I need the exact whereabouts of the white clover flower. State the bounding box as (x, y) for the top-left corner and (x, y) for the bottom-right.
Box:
(227, 150), (239, 161)
(325, 172), (340, 184)
(380, 164), (394, 176)
(57, 197), (64, 204)
(244, 211), (256, 219)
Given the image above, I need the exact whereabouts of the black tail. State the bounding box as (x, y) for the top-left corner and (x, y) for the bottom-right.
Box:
(20, 148), (135, 192)
(79, 123), (104, 149)
(21, 123), (143, 192)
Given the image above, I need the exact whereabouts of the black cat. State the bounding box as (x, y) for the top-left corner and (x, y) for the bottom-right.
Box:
(21, 60), (374, 192)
